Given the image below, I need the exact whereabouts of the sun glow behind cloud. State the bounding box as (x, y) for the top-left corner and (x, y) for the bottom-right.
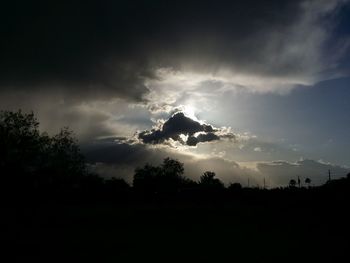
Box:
(179, 105), (198, 121)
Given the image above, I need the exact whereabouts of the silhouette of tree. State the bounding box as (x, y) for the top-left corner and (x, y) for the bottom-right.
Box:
(162, 157), (184, 178)
(228, 182), (242, 191)
(133, 158), (188, 194)
(1, 110), (43, 176)
(105, 177), (130, 190)
(47, 128), (86, 186)
(80, 173), (105, 191)
(133, 164), (162, 192)
(289, 179), (297, 188)
(199, 171), (224, 189)
(104, 177), (130, 197)
(180, 177), (198, 189)
(0, 110), (87, 190)
(305, 178), (311, 188)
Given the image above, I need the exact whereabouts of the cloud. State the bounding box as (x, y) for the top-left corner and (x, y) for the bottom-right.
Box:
(0, 0), (349, 105)
(138, 111), (234, 146)
(1, 0), (349, 166)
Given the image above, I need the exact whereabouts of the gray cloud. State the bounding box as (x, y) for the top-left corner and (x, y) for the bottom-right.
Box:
(1, 0), (348, 104)
(138, 111), (234, 146)
(1, 0), (349, 173)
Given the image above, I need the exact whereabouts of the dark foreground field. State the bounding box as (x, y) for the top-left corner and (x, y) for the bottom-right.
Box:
(3, 186), (349, 262)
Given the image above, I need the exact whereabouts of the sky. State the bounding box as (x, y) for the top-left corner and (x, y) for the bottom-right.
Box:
(1, 0), (350, 187)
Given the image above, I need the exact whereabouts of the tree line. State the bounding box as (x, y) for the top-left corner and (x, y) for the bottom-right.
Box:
(1, 110), (349, 200)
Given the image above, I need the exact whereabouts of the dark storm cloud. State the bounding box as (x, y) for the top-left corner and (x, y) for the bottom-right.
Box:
(1, 0), (348, 102)
(186, 133), (220, 146)
(0, 1), (157, 101)
(138, 111), (233, 146)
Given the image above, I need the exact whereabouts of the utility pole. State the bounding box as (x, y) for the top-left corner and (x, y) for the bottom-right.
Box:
(263, 178), (266, 189)
(328, 169), (331, 182)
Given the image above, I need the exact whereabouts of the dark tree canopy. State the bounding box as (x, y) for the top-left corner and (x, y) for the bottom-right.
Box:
(0, 110), (86, 189)
(199, 171), (224, 189)
(1, 110), (42, 173)
(289, 179), (297, 188)
(162, 157), (184, 178)
(228, 182), (242, 191)
(304, 178), (312, 189)
(133, 158), (195, 194)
